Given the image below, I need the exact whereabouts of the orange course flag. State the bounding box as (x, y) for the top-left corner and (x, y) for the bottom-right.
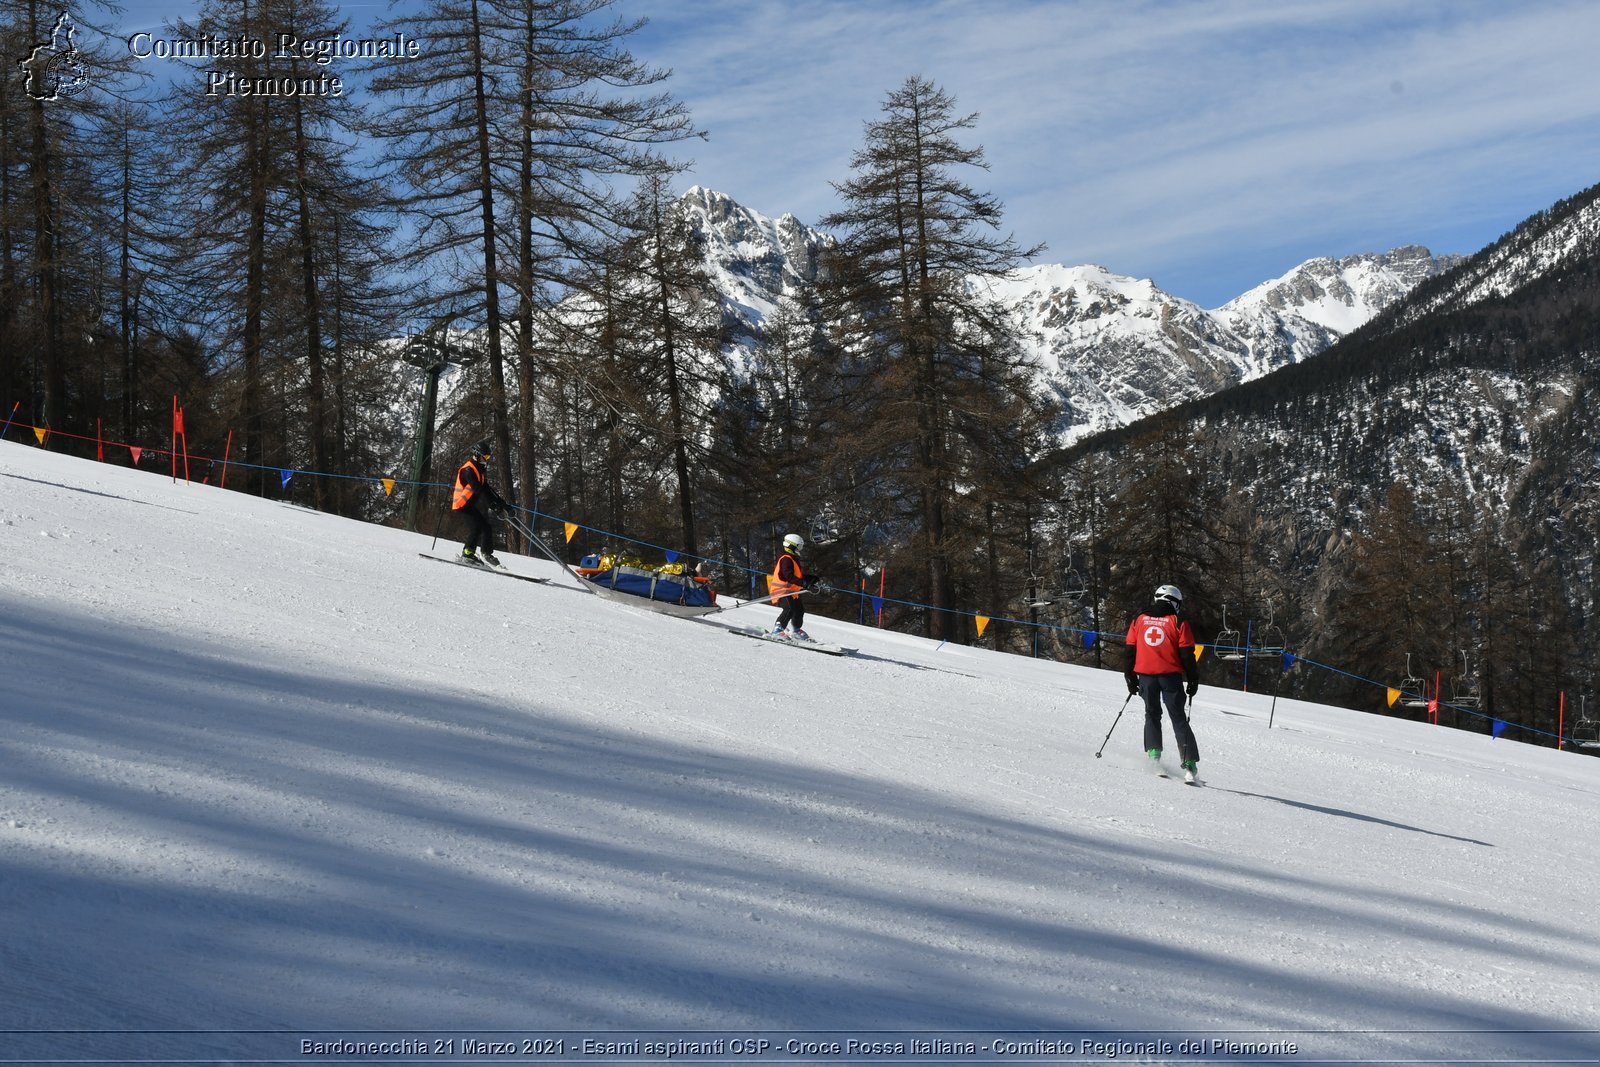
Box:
(564, 522), (578, 543)
(1387, 688), (1401, 708)
(975, 615), (990, 637)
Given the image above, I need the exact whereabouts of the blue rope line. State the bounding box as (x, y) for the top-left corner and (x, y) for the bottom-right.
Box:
(47, 421), (1567, 750)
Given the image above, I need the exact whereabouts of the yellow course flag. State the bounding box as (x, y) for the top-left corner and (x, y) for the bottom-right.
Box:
(1194, 644), (1206, 662)
(1387, 688), (1401, 708)
(381, 478), (395, 496)
(975, 615), (990, 637)
(564, 522), (578, 543)
(34, 426), (47, 444)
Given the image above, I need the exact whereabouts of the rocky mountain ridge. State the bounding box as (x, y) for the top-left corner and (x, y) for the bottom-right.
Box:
(676, 186), (1460, 442)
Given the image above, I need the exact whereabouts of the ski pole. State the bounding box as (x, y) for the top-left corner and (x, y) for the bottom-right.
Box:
(1094, 693), (1135, 759)
(501, 509), (593, 588)
(429, 502), (445, 552)
(720, 583), (827, 612)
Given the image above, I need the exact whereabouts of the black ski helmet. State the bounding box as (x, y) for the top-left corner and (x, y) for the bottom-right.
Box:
(473, 439), (492, 461)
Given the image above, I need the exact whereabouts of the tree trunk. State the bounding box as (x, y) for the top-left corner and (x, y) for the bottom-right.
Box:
(469, 0), (516, 520)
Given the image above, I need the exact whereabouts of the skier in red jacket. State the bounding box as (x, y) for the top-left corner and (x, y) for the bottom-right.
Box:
(1124, 583), (1201, 782)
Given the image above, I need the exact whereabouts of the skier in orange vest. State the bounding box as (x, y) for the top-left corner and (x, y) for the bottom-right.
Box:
(1123, 583), (1201, 782)
(768, 533), (811, 639)
(452, 439), (507, 567)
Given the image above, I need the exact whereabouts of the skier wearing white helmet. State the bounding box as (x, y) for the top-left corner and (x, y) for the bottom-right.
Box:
(1124, 583), (1202, 782)
(768, 533), (811, 639)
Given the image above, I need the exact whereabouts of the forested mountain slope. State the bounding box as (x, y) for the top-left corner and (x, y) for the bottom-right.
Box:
(1058, 180), (1600, 735)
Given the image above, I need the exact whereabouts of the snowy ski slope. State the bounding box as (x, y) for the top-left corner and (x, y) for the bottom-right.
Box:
(1, 441), (1596, 1064)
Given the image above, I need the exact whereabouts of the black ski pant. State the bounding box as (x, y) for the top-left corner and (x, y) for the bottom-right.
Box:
(775, 593), (805, 631)
(458, 497), (498, 555)
(1139, 672), (1199, 762)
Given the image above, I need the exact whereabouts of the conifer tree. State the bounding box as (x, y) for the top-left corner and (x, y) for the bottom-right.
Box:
(1320, 480), (1453, 716)
(1101, 420), (1221, 624)
(823, 75), (1044, 641)
(1, 0), (142, 435)
(595, 178), (723, 556)
(370, 0), (696, 518)
(154, 0), (384, 498)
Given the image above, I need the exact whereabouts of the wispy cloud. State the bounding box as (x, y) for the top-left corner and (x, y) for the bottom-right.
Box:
(631, 0), (1600, 304)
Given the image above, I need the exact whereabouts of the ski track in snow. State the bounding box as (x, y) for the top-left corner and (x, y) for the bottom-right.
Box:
(1, 441), (1598, 1063)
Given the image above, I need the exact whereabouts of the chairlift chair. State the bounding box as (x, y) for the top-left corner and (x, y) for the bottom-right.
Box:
(1451, 649), (1482, 709)
(1572, 698), (1600, 749)
(1398, 653), (1431, 708)
(1056, 565), (1088, 606)
(1024, 574), (1054, 610)
(1213, 605), (1246, 661)
(1255, 601), (1286, 656)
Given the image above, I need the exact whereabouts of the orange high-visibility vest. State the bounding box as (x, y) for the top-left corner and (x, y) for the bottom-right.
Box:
(768, 552), (804, 604)
(452, 459), (484, 510)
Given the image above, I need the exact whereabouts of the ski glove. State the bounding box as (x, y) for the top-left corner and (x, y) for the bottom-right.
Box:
(1186, 681), (1199, 698)
(1125, 673), (1138, 696)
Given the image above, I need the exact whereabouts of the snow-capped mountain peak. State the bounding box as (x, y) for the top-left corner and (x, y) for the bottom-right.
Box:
(677, 189), (1457, 442)
(677, 186), (832, 341)
(1223, 245), (1462, 334)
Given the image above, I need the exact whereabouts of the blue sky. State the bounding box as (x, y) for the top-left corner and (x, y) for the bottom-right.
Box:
(624, 0), (1600, 306)
(91, 0), (1600, 307)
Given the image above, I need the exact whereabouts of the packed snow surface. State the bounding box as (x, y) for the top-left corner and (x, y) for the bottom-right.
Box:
(2, 442), (1597, 1064)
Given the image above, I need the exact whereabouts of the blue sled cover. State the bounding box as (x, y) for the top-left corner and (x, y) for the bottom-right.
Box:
(578, 563), (718, 614)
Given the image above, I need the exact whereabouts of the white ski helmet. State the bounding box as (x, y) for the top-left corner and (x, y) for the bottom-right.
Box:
(1154, 583), (1183, 605)
(782, 533), (804, 552)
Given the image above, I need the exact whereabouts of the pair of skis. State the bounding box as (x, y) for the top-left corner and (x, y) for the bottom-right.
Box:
(727, 627), (855, 657)
(1098, 694), (1202, 784)
(1155, 764), (1202, 787)
(417, 552), (549, 585)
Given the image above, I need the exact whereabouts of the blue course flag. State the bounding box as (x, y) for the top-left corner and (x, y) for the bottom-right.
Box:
(872, 596), (884, 615)
(1492, 719), (1508, 738)
(665, 550), (678, 564)
(280, 469), (294, 488)
(1283, 652), (1297, 670)
(1084, 631), (1097, 649)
